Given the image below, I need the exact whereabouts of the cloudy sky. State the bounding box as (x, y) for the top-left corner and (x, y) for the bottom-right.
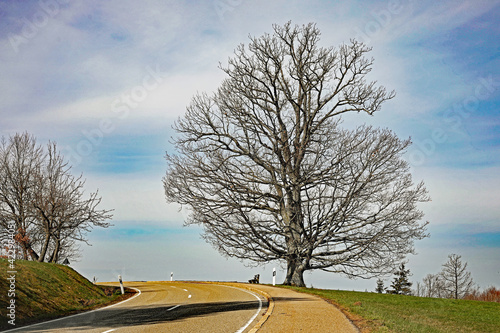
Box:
(1, 0), (499, 291)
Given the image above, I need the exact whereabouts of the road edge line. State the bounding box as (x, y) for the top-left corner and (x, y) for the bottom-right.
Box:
(233, 288), (262, 333)
(245, 287), (274, 333)
(213, 282), (274, 333)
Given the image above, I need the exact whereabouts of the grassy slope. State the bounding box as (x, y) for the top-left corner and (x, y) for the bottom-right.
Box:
(283, 286), (500, 333)
(0, 258), (132, 330)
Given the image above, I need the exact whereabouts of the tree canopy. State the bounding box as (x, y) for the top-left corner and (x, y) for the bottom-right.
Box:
(163, 22), (429, 286)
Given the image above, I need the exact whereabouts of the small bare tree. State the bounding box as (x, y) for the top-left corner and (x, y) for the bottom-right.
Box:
(440, 254), (475, 299)
(1, 133), (112, 262)
(420, 273), (446, 298)
(164, 22), (429, 286)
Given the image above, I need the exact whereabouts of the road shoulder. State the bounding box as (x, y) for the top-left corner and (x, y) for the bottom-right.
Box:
(230, 283), (359, 333)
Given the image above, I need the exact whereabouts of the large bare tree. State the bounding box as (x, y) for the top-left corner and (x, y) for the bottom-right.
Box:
(163, 22), (429, 286)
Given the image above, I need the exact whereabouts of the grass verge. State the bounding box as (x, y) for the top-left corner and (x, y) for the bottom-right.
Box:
(0, 258), (135, 331)
(281, 286), (500, 333)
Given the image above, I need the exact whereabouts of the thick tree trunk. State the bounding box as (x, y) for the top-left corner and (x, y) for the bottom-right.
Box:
(283, 256), (306, 287)
(282, 183), (307, 287)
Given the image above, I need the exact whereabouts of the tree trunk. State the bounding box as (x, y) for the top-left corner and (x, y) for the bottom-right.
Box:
(50, 237), (60, 263)
(20, 243), (39, 261)
(38, 233), (51, 262)
(282, 183), (307, 287)
(15, 228), (39, 261)
(28, 247), (39, 261)
(20, 245), (28, 260)
(283, 256), (306, 287)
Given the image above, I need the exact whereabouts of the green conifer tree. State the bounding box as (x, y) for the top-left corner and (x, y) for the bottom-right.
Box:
(387, 263), (412, 295)
(375, 278), (385, 293)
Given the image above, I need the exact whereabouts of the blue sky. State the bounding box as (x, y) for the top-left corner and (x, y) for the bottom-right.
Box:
(1, 0), (499, 291)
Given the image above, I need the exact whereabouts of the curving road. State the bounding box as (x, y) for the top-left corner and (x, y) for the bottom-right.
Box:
(7, 281), (268, 333)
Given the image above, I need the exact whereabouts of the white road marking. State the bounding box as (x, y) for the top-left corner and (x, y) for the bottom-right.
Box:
(167, 304), (181, 311)
(102, 329), (116, 333)
(181, 287), (192, 299)
(165, 286), (192, 312)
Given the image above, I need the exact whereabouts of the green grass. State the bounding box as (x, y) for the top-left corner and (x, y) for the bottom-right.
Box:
(0, 258), (134, 330)
(281, 286), (500, 333)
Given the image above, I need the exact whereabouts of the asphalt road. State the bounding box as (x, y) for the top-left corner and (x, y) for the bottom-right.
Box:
(6, 281), (268, 333)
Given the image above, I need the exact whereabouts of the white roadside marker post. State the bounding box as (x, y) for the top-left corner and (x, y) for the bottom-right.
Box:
(272, 268), (276, 286)
(171, 272), (173, 282)
(118, 275), (124, 295)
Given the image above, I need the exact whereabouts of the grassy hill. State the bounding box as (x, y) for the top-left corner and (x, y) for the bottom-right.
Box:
(0, 258), (133, 331)
(284, 286), (500, 332)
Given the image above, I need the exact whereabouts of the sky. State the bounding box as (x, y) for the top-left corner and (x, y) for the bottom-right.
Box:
(1, 0), (499, 291)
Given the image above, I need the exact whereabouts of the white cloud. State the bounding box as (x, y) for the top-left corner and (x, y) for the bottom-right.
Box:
(414, 166), (500, 227)
(23, 67), (224, 140)
(82, 171), (184, 224)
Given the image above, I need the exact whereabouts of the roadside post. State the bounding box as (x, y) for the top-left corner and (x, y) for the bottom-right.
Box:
(118, 275), (124, 295)
(273, 268), (276, 286)
(171, 272), (173, 281)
